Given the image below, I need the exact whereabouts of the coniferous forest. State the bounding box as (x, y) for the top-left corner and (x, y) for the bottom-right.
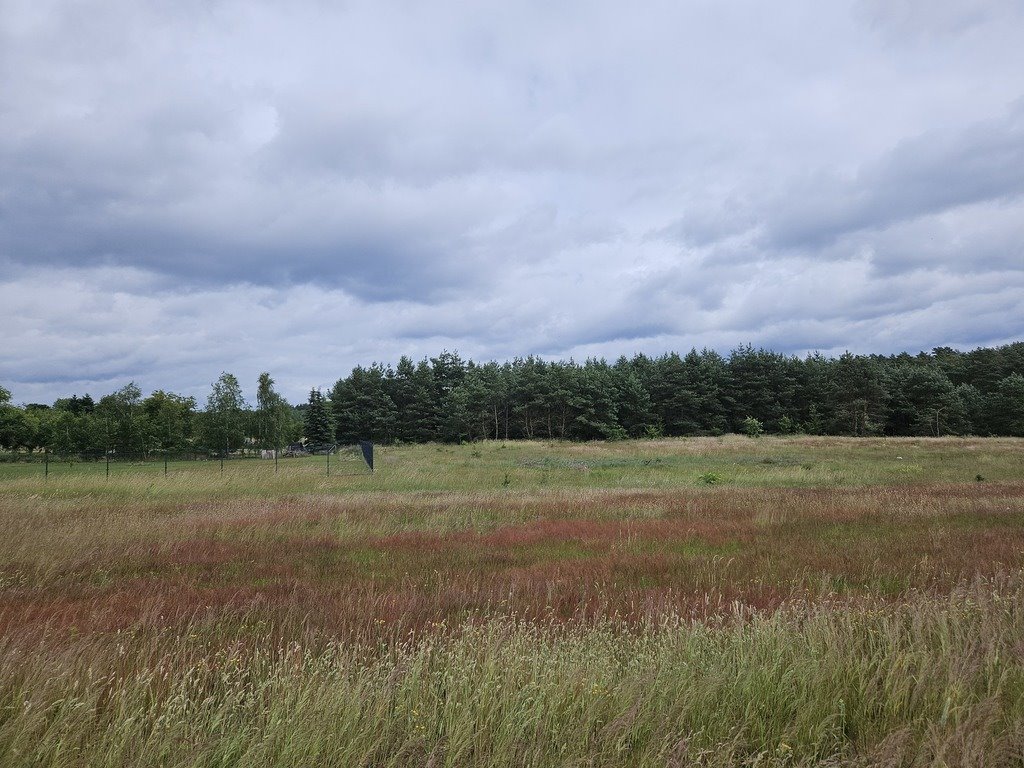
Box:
(1, 342), (1023, 458)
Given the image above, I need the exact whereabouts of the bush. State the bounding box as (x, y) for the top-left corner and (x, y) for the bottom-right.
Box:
(742, 416), (764, 438)
(778, 415), (799, 434)
(643, 423), (664, 439)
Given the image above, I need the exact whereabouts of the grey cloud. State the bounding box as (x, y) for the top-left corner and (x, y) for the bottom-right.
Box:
(631, 249), (754, 316)
(863, 199), (1024, 276)
(0, 145), (499, 300)
(534, 322), (674, 357)
(2, 0), (1024, 402)
(0, 2), (567, 300)
(763, 103), (1024, 251)
(652, 199), (759, 248)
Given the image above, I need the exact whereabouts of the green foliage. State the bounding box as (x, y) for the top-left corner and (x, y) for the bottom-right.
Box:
(777, 415), (799, 434)
(302, 389), (334, 446)
(698, 471), (724, 485)
(53, 393), (95, 414)
(643, 422), (664, 439)
(644, 350), (728, 435)
(0, 402), (31, 451)
(885, 363), (958, 436)
(391, 357), (440, 442)
(830, 352), (887, 435)
(256, 372), (296, 449)
(727, 345), (797, 432)
(142, 390), (197, 454)
(987, 373), (1024, 436)
(202, 372), (247, 453)
(331, 364), (397, 443)
(96, 382), (143, 456)
(4, 342), (1024, 455)
(742, 416), (764, 438)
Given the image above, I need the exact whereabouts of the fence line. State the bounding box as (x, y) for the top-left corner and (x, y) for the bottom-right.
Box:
(0, 450), (373, 480)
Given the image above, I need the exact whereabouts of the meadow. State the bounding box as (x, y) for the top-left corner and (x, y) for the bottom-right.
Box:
(1, 436), (1023, 766)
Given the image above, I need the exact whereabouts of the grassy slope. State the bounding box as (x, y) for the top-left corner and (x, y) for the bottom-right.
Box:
(1, 437), (1023, 766)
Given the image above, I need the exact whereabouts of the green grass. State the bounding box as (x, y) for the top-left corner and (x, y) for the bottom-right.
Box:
(2, 436), (1022, 500)
(1, 582), (1022, 767)
(1, 436), (1023, 766)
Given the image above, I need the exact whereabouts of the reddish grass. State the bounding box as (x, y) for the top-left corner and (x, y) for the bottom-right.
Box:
(1, 483), (1022, 644)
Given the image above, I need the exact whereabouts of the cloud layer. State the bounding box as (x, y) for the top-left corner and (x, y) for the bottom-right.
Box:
(2, 0), (1022, 403)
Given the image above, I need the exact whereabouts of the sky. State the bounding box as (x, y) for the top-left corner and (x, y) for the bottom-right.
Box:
(2, 0), (1023, 406)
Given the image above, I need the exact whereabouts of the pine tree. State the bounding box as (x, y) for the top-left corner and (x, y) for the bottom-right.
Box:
(303, 389), (334, 447)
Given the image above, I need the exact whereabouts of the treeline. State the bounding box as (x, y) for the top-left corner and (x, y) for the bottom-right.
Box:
(0, 373), (302, 459)
(2, 343), (1023, 457)
(327, 344), (1024, 443)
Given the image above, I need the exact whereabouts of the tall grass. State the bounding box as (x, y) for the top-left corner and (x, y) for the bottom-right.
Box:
(1, 576), (1022, 767)
(1, 438), (1023, 765)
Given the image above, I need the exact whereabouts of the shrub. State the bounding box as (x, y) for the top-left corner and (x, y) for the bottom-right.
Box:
(778, 415), (799, 434)
(699, 471), (724, 485)
(742, 416), (764, 438)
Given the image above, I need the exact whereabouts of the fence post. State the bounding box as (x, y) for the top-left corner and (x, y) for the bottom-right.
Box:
(44, 449), (49, 481)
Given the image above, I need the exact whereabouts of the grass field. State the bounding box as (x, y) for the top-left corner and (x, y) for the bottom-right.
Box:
(1, 436), (1023, 766)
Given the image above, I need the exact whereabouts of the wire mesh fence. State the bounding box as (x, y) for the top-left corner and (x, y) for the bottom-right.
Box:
(0, 444), (374, 481)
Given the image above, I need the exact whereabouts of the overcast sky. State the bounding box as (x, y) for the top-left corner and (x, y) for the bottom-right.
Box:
(2, 0), (1023, 405)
